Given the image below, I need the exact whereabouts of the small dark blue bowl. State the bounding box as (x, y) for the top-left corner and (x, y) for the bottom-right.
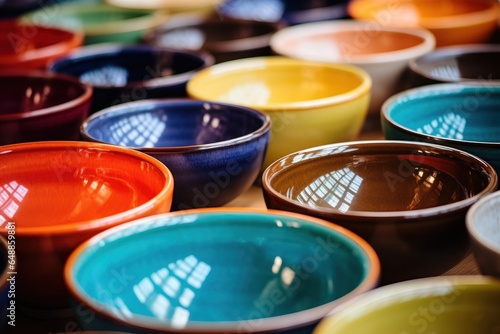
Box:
(81, 99), (271, 211)
(218, 0), (350, 25)
(50, 44), (214, 114)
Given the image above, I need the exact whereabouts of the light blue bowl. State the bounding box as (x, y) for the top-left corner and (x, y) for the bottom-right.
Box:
(382, 84), (500, 173)
(64, 208), (379, 334)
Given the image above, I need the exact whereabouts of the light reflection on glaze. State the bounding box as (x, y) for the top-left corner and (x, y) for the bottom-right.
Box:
(417, 112), (466, 140)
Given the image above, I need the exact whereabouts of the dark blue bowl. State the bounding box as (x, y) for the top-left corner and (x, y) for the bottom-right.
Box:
(50, 44), (214, 114)
(81, 99), (271, 210)
(217, 0), (350, 25)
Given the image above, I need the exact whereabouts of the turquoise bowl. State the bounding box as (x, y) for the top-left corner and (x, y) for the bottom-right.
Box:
(382, 83), (500, 173)
(64, 208), (379, 334)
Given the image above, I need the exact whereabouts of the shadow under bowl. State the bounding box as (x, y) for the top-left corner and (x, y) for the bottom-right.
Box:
(64, 208), (380, 334)
(262, 140), (498, 284)
(0, 71), (92, 145)
(382, 83), (500, 174)
(0, 141), (174, 310)
(50, 44), (213, 114)
(81, 99), (270, 211)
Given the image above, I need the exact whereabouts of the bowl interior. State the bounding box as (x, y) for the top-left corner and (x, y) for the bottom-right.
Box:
(265, 143), (492, 213)
(84, 101), (266, 148)
(0, 75), (86, 115)
(188, 58), (366, 107)
(469, 193), (500, 250)
(0, 144), (168, 229)
(385, 85), (500, 143)
(68, 211), (374, 326)
(52, 47), (207, 88)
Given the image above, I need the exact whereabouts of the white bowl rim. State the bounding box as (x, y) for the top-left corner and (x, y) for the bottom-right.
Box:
(466, 190), (500, 253)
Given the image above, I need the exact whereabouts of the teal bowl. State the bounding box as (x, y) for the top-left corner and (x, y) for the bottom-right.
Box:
(382, 83), (500, 173)
(64, 208), (380, 334)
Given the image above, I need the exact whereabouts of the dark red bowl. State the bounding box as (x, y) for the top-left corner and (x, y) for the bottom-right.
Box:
(0, 71), (92, 145)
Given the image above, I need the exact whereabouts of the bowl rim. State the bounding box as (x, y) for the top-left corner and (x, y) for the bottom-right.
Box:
(0, 236), (14, 296)
(49, 43), (215, 89)
(382, 83), (500, 148)
(466, 190), (500, 253)
(104, 0), (226, 11)
(261, 139), (498, 220)
(0, 141), (174, 235)
(0, 20), (84, 65)
(0, 71), (93, 121)
(21, 2), (168, 36)
(64, 207), (380, 333)
(313, 275), (500, 333)
(408, 44), (500, 83)
(269, 19), (436, 64)
(186, 56), (372, 111)
(347, 0), (500, 30)
(80, 98), (272, 153)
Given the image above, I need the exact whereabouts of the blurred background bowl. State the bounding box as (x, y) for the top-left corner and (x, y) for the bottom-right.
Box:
(187, 56), (371, 169)
(145, 14), (282, 63)
(0, 71), (92, 145)
(314, 276), (500, 334)
(347, 0), (500, 47)
(65, 208), (380, 333)
(0, 141), (174, 310)
(262, 140), (498, 284)
(270, 20), (435, 120)
(218, 0), (351, 26)
(382, 83), (500, 173)
(81, 99), (271, 211)
(408, 44), (500, 87)
(0, 20), (83, 70)
(50, 44), (214, 114)
(21, 2), (168, 45)
(466, 191), (500, 278)
(104, 0), (226, 13)
(0, 236), (12, 329)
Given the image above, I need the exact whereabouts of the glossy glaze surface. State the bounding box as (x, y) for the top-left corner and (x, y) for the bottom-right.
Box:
(409, 44), (500, 87)
(51, 44), (213, 114)
(81, 99), (270, 210)
(0, 72), (92, 145)
(314, 276), (500, 334)
(382, 84), (500, 173)
(22, 3), (167, 44)
(0, 141), (174, 308)
(262, 140), (498, 284)
(187, 57), (371, 168)
(467, 191), (500, 277)
(65, 209), (379, 333)
(348, 0), (500, 46)
(0, 20), (83, 69)
(270, 20), (435, 115)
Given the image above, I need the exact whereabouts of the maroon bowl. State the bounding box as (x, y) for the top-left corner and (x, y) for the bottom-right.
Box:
(0, 71), (92, 145)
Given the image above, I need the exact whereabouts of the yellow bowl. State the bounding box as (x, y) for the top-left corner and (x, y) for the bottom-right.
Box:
(187, 57), (371, 168)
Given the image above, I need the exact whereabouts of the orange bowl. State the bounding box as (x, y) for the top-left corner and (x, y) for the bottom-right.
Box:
(348, 0), (500, 46)
(0, 141), (174, 311)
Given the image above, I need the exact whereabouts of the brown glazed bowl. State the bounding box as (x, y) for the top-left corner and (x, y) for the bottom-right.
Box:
(408, 44), (500, 87)
(0, 71), (92, 145)
(262, 140), (498, 284)
(145, 14), (282, 63)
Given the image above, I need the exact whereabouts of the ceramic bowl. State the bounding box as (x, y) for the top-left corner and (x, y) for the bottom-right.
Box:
(64, 208), (380, 333)
(81, 99), (271, 211)
(382, 83), (500, 173)
(0, 236), (13, 328)
(218, 0), (351, 26)
(347, 0), (500, 47)
(21, 3), (168, 45)
(0, 71), (92, 145)
(0, 20), (83, 70)
(187, 56), (371, 169)
(262, 140), (498, 284)
(145, 14), (282, 63)
(270, 20), (435, 116)
(408, 44), (500, 87)
(104, 0), (225, 12)
(0, 141), (174, 310)
(466, 191), (500, 278)
(50, 44), (214, 114)
(314, 276), (500, 334)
